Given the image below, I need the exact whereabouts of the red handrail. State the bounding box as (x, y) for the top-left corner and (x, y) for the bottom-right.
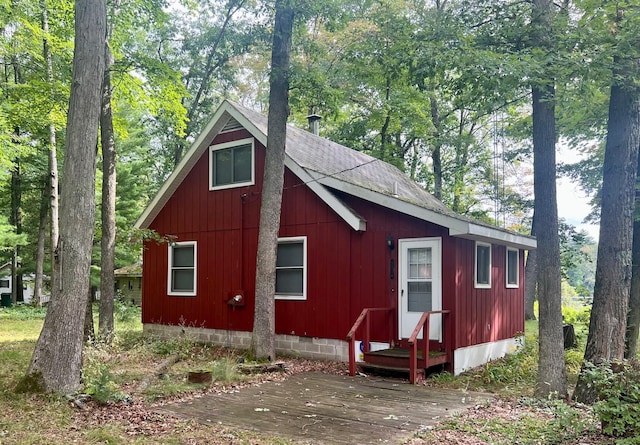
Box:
(346, 307), (393, 376)
(407, 310), (450, 384)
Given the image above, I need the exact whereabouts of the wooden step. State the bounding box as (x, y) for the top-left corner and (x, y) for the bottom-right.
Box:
(363, 348), (448, 369)
(357, 362), (425, 380)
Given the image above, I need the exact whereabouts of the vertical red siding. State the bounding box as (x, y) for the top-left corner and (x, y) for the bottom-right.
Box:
(143, 128), (526, 348)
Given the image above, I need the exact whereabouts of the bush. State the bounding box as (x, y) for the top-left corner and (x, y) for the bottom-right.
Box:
(114, 293), (140, 323)
(83, 352), (128, 404)
(562, 305), (591, 325)
(0, 304), (48, 320)
(584, 361), (640, 442)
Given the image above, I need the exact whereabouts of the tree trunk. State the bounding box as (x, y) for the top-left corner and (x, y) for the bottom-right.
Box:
(574, 56), (640, 403)
(10, 160), (23, 304)
(429, 94), (443, 200)
(99, 41), (116, 343)
(251, 0), (294, 361)
(531, 0), (566, 399)
(26, 0), (106, 393)
(33, 177), (48, 306)
(84, 286), (95, 342)
(625, 201), (640, 358)
(625, 139), (640, 358)
(525, 213), (537, 321)
(532, 82), (566, 398)
(41, 0), (60, 290)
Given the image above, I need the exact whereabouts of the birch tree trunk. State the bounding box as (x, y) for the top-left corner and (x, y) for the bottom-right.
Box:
(34, 0), (60, 306)
(251, 0), (294, 361)
(25, 0), (106, 393)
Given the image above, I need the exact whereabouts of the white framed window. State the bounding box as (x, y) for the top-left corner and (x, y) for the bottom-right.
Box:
(275, 236), (307, 300)
(167, 241), (197, 296)
(209, 138), (255, 190)
(506, 247), (519, 288)
(475, 241), (491, 289)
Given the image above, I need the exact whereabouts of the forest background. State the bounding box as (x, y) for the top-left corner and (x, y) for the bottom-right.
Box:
(0, 0), (601, 307)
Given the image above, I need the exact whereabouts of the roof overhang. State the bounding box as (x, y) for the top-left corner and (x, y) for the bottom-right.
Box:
(312, 172), (536, 250)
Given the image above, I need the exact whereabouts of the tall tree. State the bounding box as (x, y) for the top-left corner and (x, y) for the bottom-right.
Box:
(625, 177), (640, 358)
(25, 0), (106, 392)
(575, 63), (640, 404)
(33, 0), (61, 306)
(99, 12), (116, 343)
(627, 129), (640, 359)
(531, 0), (566, 398)
(251, 0), (295, 361)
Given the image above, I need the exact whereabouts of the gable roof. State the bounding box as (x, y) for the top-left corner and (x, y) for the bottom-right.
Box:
(136, 100), (535, 250)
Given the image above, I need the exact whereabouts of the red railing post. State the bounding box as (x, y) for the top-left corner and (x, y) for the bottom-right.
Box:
(409, 335), (418, 384)
(423, 316), (430, 370)
(348, 336), (356, 376)
(365, 315), (370, 354)
(347, 307), (394, 377)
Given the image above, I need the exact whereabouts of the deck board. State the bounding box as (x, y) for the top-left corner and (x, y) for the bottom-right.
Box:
(158, 372), (492, 444)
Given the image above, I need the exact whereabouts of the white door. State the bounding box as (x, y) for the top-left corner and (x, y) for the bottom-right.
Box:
(398, 238), (442, 340)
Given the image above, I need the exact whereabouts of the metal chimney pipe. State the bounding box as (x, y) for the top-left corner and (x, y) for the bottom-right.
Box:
(307, 114), (321, 136)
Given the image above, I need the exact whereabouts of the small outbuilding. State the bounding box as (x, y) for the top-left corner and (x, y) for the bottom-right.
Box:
(114, 264), (143, 306)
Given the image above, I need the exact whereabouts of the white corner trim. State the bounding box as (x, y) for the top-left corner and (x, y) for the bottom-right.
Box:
(453, 337), (522, 375)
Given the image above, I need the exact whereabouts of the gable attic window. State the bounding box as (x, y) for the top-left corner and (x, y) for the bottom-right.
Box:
(506, 247), (519, 288)
(209, 138), (254, 190)
(275, 237), (307, 300)
(167, 241), (197, 296)
(475, 241), (491, 289)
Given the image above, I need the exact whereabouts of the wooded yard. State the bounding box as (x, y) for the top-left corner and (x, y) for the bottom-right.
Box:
(0, 304), (615, 444)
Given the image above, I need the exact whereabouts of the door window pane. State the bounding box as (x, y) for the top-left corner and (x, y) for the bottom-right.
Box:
(408, 282), (432, 312)
(408, 248), (432, 279)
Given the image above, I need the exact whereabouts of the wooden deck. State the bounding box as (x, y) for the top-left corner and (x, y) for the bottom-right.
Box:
(158, 372), (492, 444)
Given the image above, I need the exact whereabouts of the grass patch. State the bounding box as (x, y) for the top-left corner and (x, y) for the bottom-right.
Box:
(0, 304), (264, 444)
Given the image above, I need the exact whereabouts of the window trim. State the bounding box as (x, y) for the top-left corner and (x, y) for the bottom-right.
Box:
(209, 138), (255, 191)
(474, 241), (492, 289)
(167, 241), (197, 296)
(275, 236), (307, 301)
(506, 247), (519, 288)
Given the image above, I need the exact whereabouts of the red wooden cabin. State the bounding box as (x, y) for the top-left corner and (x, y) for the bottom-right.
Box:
(135, 100), (536, 380)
